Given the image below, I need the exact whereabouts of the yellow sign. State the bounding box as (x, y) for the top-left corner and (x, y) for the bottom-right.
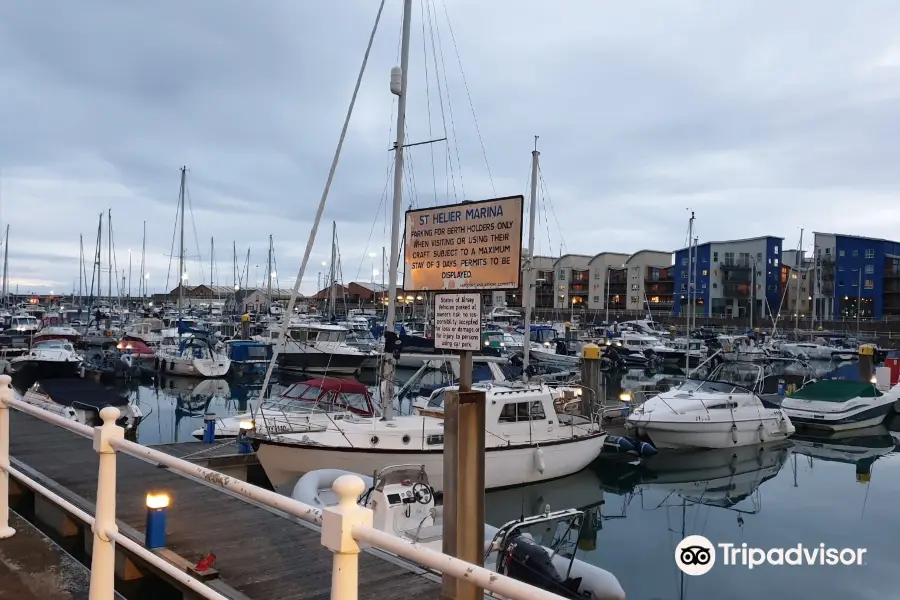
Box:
(403, 196), (523, 291)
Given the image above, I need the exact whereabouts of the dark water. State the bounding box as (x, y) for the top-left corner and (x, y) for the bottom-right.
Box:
(23, 360), (900, 599)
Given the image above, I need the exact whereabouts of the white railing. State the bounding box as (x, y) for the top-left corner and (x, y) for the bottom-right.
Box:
(0, 374), (571, 600)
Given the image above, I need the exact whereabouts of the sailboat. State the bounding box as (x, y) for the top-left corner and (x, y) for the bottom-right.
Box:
(154, 167), (231, 378)
(252, 10), (608, 494)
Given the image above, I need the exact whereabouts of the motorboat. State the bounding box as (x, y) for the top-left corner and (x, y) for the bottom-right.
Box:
(790, 426), (898, 473)
(290, 465), (625, 600)
(10, 339), (84, 378)
(222, 339), (273, 377)
(22, 378), (143, 430)
(192, 377), (380, 440)
(780, 339), (858, 362)
(32, 314), (81, 344)
(121, 318), (166, 348)
(6, 313), (40, 336)
(156, 324), (231, 378)
(257, 321), (370, 375)
(624, 377), (795, 449)
(719, 335), (772, 363)
(251, 381), (608, 492)
(780, 366), (898, 432)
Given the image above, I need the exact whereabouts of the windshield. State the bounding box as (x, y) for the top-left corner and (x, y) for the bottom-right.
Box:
(34, 340), (69, 350)
(677, 379), (752, 395)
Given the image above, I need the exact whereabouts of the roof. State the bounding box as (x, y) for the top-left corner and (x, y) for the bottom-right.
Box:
(352, 281), (388, 292)
(588, 252), (629, 266)
(813, 231), (900, 246)
(674, 236), (784, 253)
(283, 377), (369, 396)
(553, 254), (592, 267)
(625, 250), (673, 266)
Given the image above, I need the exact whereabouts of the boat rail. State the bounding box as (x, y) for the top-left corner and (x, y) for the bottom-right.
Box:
(0, 374), (570, 600)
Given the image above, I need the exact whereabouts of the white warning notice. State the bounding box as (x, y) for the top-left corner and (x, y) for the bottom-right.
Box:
(434, 293), (482, 352)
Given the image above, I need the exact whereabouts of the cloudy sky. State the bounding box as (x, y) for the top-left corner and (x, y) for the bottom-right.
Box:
(3, 1), (900, 296)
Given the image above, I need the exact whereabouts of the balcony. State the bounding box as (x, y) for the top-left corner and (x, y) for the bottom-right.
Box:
(722, 282), (752, 298)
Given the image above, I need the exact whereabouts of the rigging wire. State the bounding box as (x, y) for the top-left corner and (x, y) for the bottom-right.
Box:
(420, 0), (439, 206)
(538, 165), (566, 254)
(429, 0), (463, 201)
(183, 179), (206, 285)
(439, 0), (495, 196)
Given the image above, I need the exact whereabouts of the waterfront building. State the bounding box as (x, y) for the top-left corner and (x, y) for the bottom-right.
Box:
(553, 254), (592, 310)
(672, 236), (783, 319)
(624, 250), (675, 313)
(813, 233), (900, 320)
(586, 253), (628, 313)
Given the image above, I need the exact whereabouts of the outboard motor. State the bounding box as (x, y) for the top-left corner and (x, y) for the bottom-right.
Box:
(499, 534), (584, 599)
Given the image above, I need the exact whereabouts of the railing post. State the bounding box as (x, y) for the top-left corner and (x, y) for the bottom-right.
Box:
(0, 374), (15, 538)
(321, 475), (373, 600)
(89, 406), (123, 600)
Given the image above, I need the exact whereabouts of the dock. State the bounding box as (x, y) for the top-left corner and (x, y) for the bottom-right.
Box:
(7, 412), (442, 599)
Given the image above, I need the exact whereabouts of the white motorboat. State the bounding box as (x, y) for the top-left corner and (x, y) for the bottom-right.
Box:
(251, 381), (608, 492)
(790, 426), (898, 468)
(6, 313), (40, 335)
(780, 368), (898, 432)
(156, 335), (231, 378)
(191, 377), (380, 440)
(291, 465), (625, 600)
(121, 318), (166, 348)
(10, 339), (84, 378)
(257, 321), (370, 375)
(780, 340), (858, 362)
(625, 377), (795, 449)
(23, 378), (143, 430)
(720, 335), (772, 363)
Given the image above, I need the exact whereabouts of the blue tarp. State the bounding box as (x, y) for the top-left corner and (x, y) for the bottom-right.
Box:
(820, 363), (867, 381)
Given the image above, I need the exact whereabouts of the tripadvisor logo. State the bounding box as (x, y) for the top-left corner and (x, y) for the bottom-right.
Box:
(675, 535), (867, 575)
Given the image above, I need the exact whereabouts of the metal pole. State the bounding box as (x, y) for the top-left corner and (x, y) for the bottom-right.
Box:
(381, 0), (413, 422)
(857, 269), (862, 336)
(443, 351), (485, 600)
(522, 137), (539, 377)
(794, 228), (803, 331)
(178, 167), (186, 315)
(605, 266), (610, 325)
(750, 257), (754, 330)
(89, 406), (124, 600)
(684, 214), (694, 373)
(0, 375), (15, 538)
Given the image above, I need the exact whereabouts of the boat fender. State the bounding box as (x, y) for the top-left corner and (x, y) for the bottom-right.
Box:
(603, 435), (635, 454)
(730, 424), (738, 444)
(500, 534), (581, 596)
(636, 441), (657, 457)
(757, 423), (765, 442)
(533, 447), (545, 474)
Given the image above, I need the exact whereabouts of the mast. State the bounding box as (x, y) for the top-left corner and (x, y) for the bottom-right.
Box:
(794, 228), (804, 331)
(139, 221), (146, 301)
(328, 223), (338, 318)
(266, 234), (273, 314)
(177, 166), (186, 316)
(684, 212), (695, 374)
(522, 136), (539, 377)
(107, 209), (112, 304)
(233, 241), (238, 314)
(127, 248), (132, 301)
(1, 225), (8, 309)
(210, 237), (215, 290)
(381, 0), (413, 422)
(810, 249), (817, 329)
(78, 234), (83, 307)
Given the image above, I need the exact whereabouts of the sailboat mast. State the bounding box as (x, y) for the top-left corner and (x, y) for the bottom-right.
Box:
(2, 225), (8, 309)
(107, 209), (112, 304)
(78, 234), (83, 307)
(381, 0), (413, 423)
(685, 212), (695, 374)
(328, 222), (337, 318)
(177, 166), (186, 315)
(267, 234), (273, 313)
(794, 228), (804, 331)
(210, 237), (215, 290)
(139, 221), (146, 301)
(522, 136), (539, 377)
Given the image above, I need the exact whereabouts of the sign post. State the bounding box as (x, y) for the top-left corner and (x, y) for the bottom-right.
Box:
(406, 196), (522, 600)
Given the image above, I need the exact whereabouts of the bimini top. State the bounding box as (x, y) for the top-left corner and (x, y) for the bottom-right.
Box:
(788, 380), (883, 403)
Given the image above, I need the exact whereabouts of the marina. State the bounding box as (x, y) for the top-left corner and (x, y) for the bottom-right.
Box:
(4, 1), (900, 599)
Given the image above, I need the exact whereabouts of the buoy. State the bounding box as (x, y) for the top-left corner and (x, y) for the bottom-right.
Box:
(731, 424), (738, 444)
(533, 447), (546, 474)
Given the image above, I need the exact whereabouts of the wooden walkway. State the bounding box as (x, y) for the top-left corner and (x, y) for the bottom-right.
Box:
(7, 412), (441, 600)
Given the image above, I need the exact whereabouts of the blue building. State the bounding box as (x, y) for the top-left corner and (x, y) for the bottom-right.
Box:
(672, 236), (783, 319)
(813, 233), (900, 320)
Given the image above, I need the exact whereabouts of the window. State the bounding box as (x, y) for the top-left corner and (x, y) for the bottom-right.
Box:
(713, 252), (718, 262)
(681, 258), (687, 266)
(558, 270), (566, 281)
(865, 279), (874, 290)
(865, 264), (874, 274)
(681, 271), (687, 279)
(723, 252), (734, 265)
(852, 249), (859, 257)
(630, 284), (639, 291)
(499, 401), (547, 423)
(630, 296), (639, 304)
(593, 272), (599, 279)
(702, 269), (708, 276)
(592, 296), (599, 303)
(774, 246), (779, 255)
(825, 248), (831, 254)
(757, 252), (763, 262)
(774, 259), (779, 267)
(713, 283), (718, 289)
(865, 249), (875, 258)
(838, 266), (844, 271)
(680, 284), (687, 291)
(839, 250), (845, 257)
(426, 434), (444, 445)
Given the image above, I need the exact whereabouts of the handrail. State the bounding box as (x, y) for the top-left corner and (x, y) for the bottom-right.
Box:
(0, 374), (582, 600)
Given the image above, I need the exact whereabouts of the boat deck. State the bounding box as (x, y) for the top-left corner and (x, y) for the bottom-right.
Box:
(6, 412), (441, 599)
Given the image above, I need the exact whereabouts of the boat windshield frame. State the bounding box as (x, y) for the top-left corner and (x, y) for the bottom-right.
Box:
(264, 382), (381, 417)
(676, 379), (755, 395)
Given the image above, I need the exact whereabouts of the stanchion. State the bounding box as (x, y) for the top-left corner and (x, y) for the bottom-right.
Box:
(0, 374), (15, 538)
(89, 406), (124, 600)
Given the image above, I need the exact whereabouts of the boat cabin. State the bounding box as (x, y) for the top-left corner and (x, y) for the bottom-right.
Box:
(263, 378), (379, 417)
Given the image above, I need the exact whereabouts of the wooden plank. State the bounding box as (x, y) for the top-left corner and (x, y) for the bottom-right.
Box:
(8, 412), (441, 600)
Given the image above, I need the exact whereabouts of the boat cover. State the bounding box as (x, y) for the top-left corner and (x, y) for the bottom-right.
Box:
(788, 380), (883, 403)
(35, 378), (130, 409)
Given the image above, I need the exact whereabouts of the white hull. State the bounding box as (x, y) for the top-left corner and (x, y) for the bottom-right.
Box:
(157, 355), (231, 378)
(626, 415), (793, 449)
(256, 434), (606, 492)
(529, 348), (579, 367)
